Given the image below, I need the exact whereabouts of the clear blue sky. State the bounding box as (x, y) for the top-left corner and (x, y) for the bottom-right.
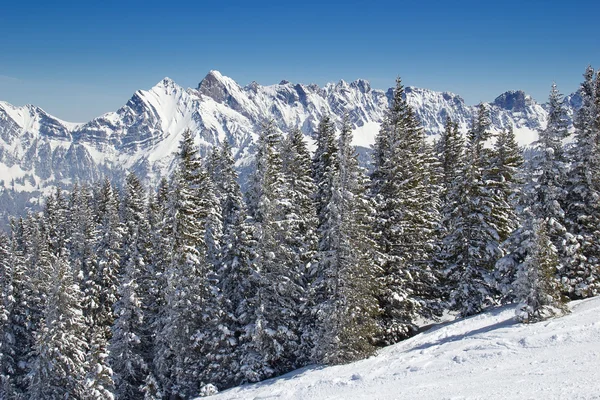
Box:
(1, 0), (598, 122)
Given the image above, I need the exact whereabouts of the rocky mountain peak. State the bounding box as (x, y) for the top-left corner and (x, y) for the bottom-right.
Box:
(197, 70), (240, 103)
(493, 90), (533, 111)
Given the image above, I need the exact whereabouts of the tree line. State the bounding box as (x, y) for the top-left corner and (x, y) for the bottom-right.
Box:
(0, 66), (599, 399)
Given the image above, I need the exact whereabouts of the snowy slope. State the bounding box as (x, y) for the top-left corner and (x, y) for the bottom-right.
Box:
(203, 297), (600, 400)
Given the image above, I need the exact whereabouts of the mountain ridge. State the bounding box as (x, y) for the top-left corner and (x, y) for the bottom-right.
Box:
(0, 70), (579, 226)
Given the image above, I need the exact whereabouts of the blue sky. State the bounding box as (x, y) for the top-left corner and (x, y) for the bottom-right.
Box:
(0, 0), (598, 121)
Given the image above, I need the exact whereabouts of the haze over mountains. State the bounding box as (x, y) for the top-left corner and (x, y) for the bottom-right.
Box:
(0, 70), (582, 224)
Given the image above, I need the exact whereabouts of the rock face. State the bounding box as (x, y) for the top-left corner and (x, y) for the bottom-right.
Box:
(0, 70), (579, 225)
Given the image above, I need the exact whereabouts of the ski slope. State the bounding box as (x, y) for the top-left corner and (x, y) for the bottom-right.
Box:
(204, 297), (600, 399)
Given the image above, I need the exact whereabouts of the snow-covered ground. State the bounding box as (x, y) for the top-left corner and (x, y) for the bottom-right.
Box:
(204, 297), (600, 399)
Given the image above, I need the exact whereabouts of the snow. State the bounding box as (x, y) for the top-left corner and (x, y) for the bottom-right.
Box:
(0, 71), (581, 200)
(511, 127), (538, 146)
(352, 122), (380, 148)
(202, 297), (600, 399)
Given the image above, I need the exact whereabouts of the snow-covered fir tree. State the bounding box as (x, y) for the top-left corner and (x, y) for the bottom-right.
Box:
(108, 173), (150, 399)
(488, 125), (523, 241)
(12, 215), (54, 395)
(311, 116), (379, 364)
(0, 219), (30, 397)
(436, 116), (466, 216)
(514, 218), (568, 323)
(204, 141), (257, 388)
(143, 177), (171, 396)
(154, 129), (220, 398)
(370, 77), (441, 343)
(244, 120), (306, 380)
(312, 115), (338, 229)
(496, 83), (571, 302)
(27, 249), (88, 399)
(563, 67), (600, 298)
(442, 103), (504, 317)
(90, 179), (123, 333)
(281, 127), (319, 364)
(0, 232), (16, 398)
(281, 127), (318, 290)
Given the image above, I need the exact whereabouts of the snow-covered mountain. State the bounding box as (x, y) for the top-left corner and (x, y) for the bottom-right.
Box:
(0, 70), (577, 224)
(200, 297), (600, 400)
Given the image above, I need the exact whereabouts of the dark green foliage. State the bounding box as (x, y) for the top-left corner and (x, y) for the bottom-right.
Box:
(311, 116), (379, 364)
(371, 78), (442, 343)
(563, 67), (600, 298)
(515, 220), (568, 323)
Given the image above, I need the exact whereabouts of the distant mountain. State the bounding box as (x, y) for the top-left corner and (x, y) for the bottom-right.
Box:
(0, 70), (579, 226)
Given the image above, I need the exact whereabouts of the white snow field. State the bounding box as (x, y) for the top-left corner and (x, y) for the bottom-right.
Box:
(204, 297), (600, 399)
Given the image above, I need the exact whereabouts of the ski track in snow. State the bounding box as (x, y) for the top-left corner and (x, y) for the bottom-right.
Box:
(203, 297), (600, 400)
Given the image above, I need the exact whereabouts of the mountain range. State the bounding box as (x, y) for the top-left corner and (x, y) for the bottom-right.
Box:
(0, 70), (582, 225)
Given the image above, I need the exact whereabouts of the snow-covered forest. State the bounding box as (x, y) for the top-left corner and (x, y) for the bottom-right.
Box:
(1, 66), (599, 399)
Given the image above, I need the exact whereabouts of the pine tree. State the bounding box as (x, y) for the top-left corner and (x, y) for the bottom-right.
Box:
(91, 179), (123, 333)
(311, 116), (379, 364)
(496, 83), (571, 302)
(67, 183), (97, 292)
(434, 117), (466, 303)
(110, 255), (147, 399)
(370, 77), (441, 343)
(514, 219), (568, 323)
(14, 215), (54, 394)
(154, 129), (220, 398)
(27, 249), (88, 399)
(281, 127), (318, 364)
(487, 126), (524, 299)
(77, 179), (122, 398)
(204, 141), (257, 388)
(442, 103), (503, 317)
(0, 219), (31, 397)
(243, 120), (305, 380)
(312, 115), (338, 226)
(141, 178), (171, 397)
(489, 125), (523, 240)
(563, 67), (600, 298)
(436, 116), (466, 214)
(281, 127), (318, 281)
(0, 232), (16, 398)
(108, 173), (150, 399)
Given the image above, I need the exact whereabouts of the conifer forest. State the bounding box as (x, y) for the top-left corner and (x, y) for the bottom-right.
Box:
(2, 67), (600, 399)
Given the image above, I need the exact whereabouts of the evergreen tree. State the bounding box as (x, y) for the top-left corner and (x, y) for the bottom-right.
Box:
(496, 83), (570, 302)
(142, 178), (171, 397)
(110, 254), (147, 399)
(563, 67), (600, 298)
(281, 127), (318, 280)
(13, 215), (54, 394)
(312, 115), (338, 226)
(0, 232), (17, 398)
(514, 218), (568, 323)
(109, 173), (150, 399)
(311, 116), (379, 364)
(91, 179), (123, 333)
(0, 219), (30, 397)
(442, 104), (503, 317)
(67, 183), (97, 293)
(489, 125), (523, 240)
(154, 129), (219, 398)
(281, 127), (318, 364)
(436, 116), (466, 214)
(243, 120), (305, 380)
(27, 249), (88, 399)
(370, 77), (441, 343)
(204, 141), (257, 388)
